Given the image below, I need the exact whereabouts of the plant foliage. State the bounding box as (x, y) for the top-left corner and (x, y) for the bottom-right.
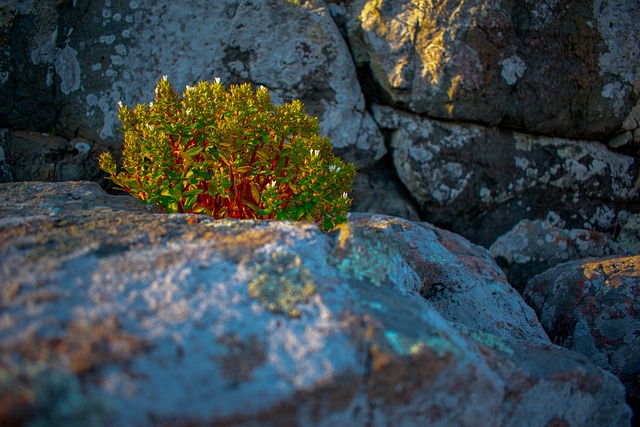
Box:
(98, 76), (355, 230)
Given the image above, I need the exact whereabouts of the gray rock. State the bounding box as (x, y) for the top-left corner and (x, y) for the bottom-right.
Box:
(524, 255), (640, 422)
(490, 215), (625, 292)
(345, 0), (640, 139)
(617, 213), (640, 255)
(0, 181), (631, 426)
(372, 104), (640, 246)
(0, 0), (385, 170)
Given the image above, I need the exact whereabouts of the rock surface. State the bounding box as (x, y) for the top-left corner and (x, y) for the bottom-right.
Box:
(345, 0), (640, 139)
(0, 0), (385, 171)
(0, 181), (631, 426)
(524, 255), (640, 423)
(490, 215), (625, 292)
(372, 104), (640, 246)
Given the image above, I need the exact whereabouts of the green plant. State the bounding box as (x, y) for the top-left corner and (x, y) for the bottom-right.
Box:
(98, 76), (355, 230)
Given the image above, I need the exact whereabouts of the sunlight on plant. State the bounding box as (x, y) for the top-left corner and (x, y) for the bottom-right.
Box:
(98, 76), (355, 231)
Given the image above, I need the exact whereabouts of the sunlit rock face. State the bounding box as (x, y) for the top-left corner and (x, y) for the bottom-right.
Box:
(524, 255), (640, 421)
(344, 0), (640, 140)
(0, 181), (631, 426)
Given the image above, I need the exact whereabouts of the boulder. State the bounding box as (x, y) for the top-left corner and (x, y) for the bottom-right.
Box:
(0, 181), (631, 426)
(372, 104), (640, 246)
(490, 215), (624, 292)
(0, 0), (385, 170)
(524, 255), (640, 423)
(345, 0), (640, 139)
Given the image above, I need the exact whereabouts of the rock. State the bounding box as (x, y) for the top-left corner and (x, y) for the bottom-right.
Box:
(0, 0), (385, 170)
(617, 213), (640, 255)
(372, 104), (640, 247)
(0, 129), (13, 183)
(0, 181), (631, 426)
(0, 129), (107, 183)
(490, 215), (625, 292)
(350, 158), (422, 222)
(524, 255), (640, 423)
(345, 0), (640, 139)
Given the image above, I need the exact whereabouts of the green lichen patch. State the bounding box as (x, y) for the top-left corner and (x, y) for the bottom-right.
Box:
(331, 221), (405, 288)
(247, 250), (315, 318)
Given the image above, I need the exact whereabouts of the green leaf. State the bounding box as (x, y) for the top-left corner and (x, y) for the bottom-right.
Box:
(183, 195), (199, 212)
(182, 189), (203, 198)
(184, 146), (204, 156)
(243, 200), (259, 212)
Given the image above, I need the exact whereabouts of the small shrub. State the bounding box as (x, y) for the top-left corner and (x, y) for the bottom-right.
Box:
(98, 76), (355, 230)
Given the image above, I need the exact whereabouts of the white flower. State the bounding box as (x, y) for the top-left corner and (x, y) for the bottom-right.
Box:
(161, 74), (168, 81)
(185, 85), (193, 91)
(266, 180), (277, 188)
(117, 101), (123, 108)
(186, 109), (192, 116)
(310, 149), (320, 157)
(328, 165), (341, 172)
(342, 192), (348, 199)
(214, 77), (221, 84)
(149, 101), (154, 108)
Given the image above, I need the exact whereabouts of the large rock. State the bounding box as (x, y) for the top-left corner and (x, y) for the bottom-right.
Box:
(372, 104), (640, 246)
(524, 255), (640, 423)
(490, 215), (625, 292)
(0, 181), (631, 426)
(345, 0), (640, 139)
(0, 0), (385, 170)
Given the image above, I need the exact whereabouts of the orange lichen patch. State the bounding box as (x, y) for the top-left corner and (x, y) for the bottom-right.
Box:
(4, 315), (150, 375)
(581, 256), (640, 289)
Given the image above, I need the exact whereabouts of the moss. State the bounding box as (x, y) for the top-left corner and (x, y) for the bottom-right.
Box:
(247, 250), (315, 318)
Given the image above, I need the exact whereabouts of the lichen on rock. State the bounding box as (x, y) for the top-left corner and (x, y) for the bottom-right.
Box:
(248, 249), (316, 318)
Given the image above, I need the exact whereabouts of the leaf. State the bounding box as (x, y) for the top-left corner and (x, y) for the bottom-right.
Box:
(184, 146), (204, 156)
(182, 189), (203, 198)
(236, 165), (253, 174)
(243, 200), (259, 212)
(250, 182), (261, 203)
(183, 195), (199, 212)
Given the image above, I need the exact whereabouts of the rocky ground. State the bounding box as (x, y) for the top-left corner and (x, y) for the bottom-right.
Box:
(0, 181), (635, 426)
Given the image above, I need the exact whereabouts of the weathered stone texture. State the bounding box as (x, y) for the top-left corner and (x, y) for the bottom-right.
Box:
(346, 0), (640, 139)
(373, 104), (640, 246)
(524, 255), (640, 421)
(0, 0), (385, 170)
(490, 216), (625, 292)
(0, 181), (631, 426)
